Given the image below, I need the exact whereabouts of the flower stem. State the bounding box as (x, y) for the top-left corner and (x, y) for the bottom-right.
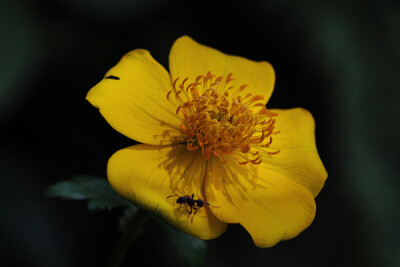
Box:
(107, 208), (149, 267)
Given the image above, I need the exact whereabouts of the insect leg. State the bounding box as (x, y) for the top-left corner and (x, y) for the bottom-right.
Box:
(191, 207), (198, 223)
(205, 202), (220, 208)
(185, 204), (193, 215)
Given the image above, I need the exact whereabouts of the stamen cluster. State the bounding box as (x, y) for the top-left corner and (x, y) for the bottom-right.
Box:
(167, 72), (279, 164)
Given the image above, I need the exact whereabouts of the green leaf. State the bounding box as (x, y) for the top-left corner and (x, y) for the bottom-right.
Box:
(161, 220), (207, 267)
(45, 175), (133, 211)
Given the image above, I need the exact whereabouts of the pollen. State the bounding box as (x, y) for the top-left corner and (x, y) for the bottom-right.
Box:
(167, 72), (280, 165)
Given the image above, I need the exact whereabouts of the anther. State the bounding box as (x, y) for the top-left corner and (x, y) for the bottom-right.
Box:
(166, 91), (172, 100)
(180, 124), (187, 133)
(168, 71), (280, 165)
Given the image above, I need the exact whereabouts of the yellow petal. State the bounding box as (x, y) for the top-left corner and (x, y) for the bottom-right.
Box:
(86, 49), (185, 145)
(205, 155), (316, 248)
(169, 36), (275, 104)
(264, 108), (328, 197)
(108, 144), (227, 240)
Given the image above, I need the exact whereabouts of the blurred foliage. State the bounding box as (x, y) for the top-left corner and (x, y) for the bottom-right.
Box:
(0, 1), (44, 120)
(46, 175), (207, 267)
(283, 1), (400, 265)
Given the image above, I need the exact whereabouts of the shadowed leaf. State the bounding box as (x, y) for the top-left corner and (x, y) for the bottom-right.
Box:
(161, 220), (207, 267)
(45, 175), (133, 211)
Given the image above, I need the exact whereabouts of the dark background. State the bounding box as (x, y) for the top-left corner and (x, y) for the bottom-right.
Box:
(1, 0), (399, 266)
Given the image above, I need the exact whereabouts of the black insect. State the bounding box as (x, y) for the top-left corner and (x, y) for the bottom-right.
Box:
(167, 193), (218, 222)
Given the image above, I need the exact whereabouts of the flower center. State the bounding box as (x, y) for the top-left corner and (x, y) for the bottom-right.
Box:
(167, 72), (280, 165)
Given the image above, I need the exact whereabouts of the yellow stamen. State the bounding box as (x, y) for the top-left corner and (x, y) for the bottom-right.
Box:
(168, 72), (280, 165)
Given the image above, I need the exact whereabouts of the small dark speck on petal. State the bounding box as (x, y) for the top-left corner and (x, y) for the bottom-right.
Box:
(105, 75), (120, 80)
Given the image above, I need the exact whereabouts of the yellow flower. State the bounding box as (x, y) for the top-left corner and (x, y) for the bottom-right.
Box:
(86, 36), (327, 247)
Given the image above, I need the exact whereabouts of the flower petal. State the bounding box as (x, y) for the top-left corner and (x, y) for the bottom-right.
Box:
(86, 49), (184, 145)
(263, 108), (328, 197)
(169, 36), (275, 104)
(205, 156), (316, 248)
(108, 144), (227, 240)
